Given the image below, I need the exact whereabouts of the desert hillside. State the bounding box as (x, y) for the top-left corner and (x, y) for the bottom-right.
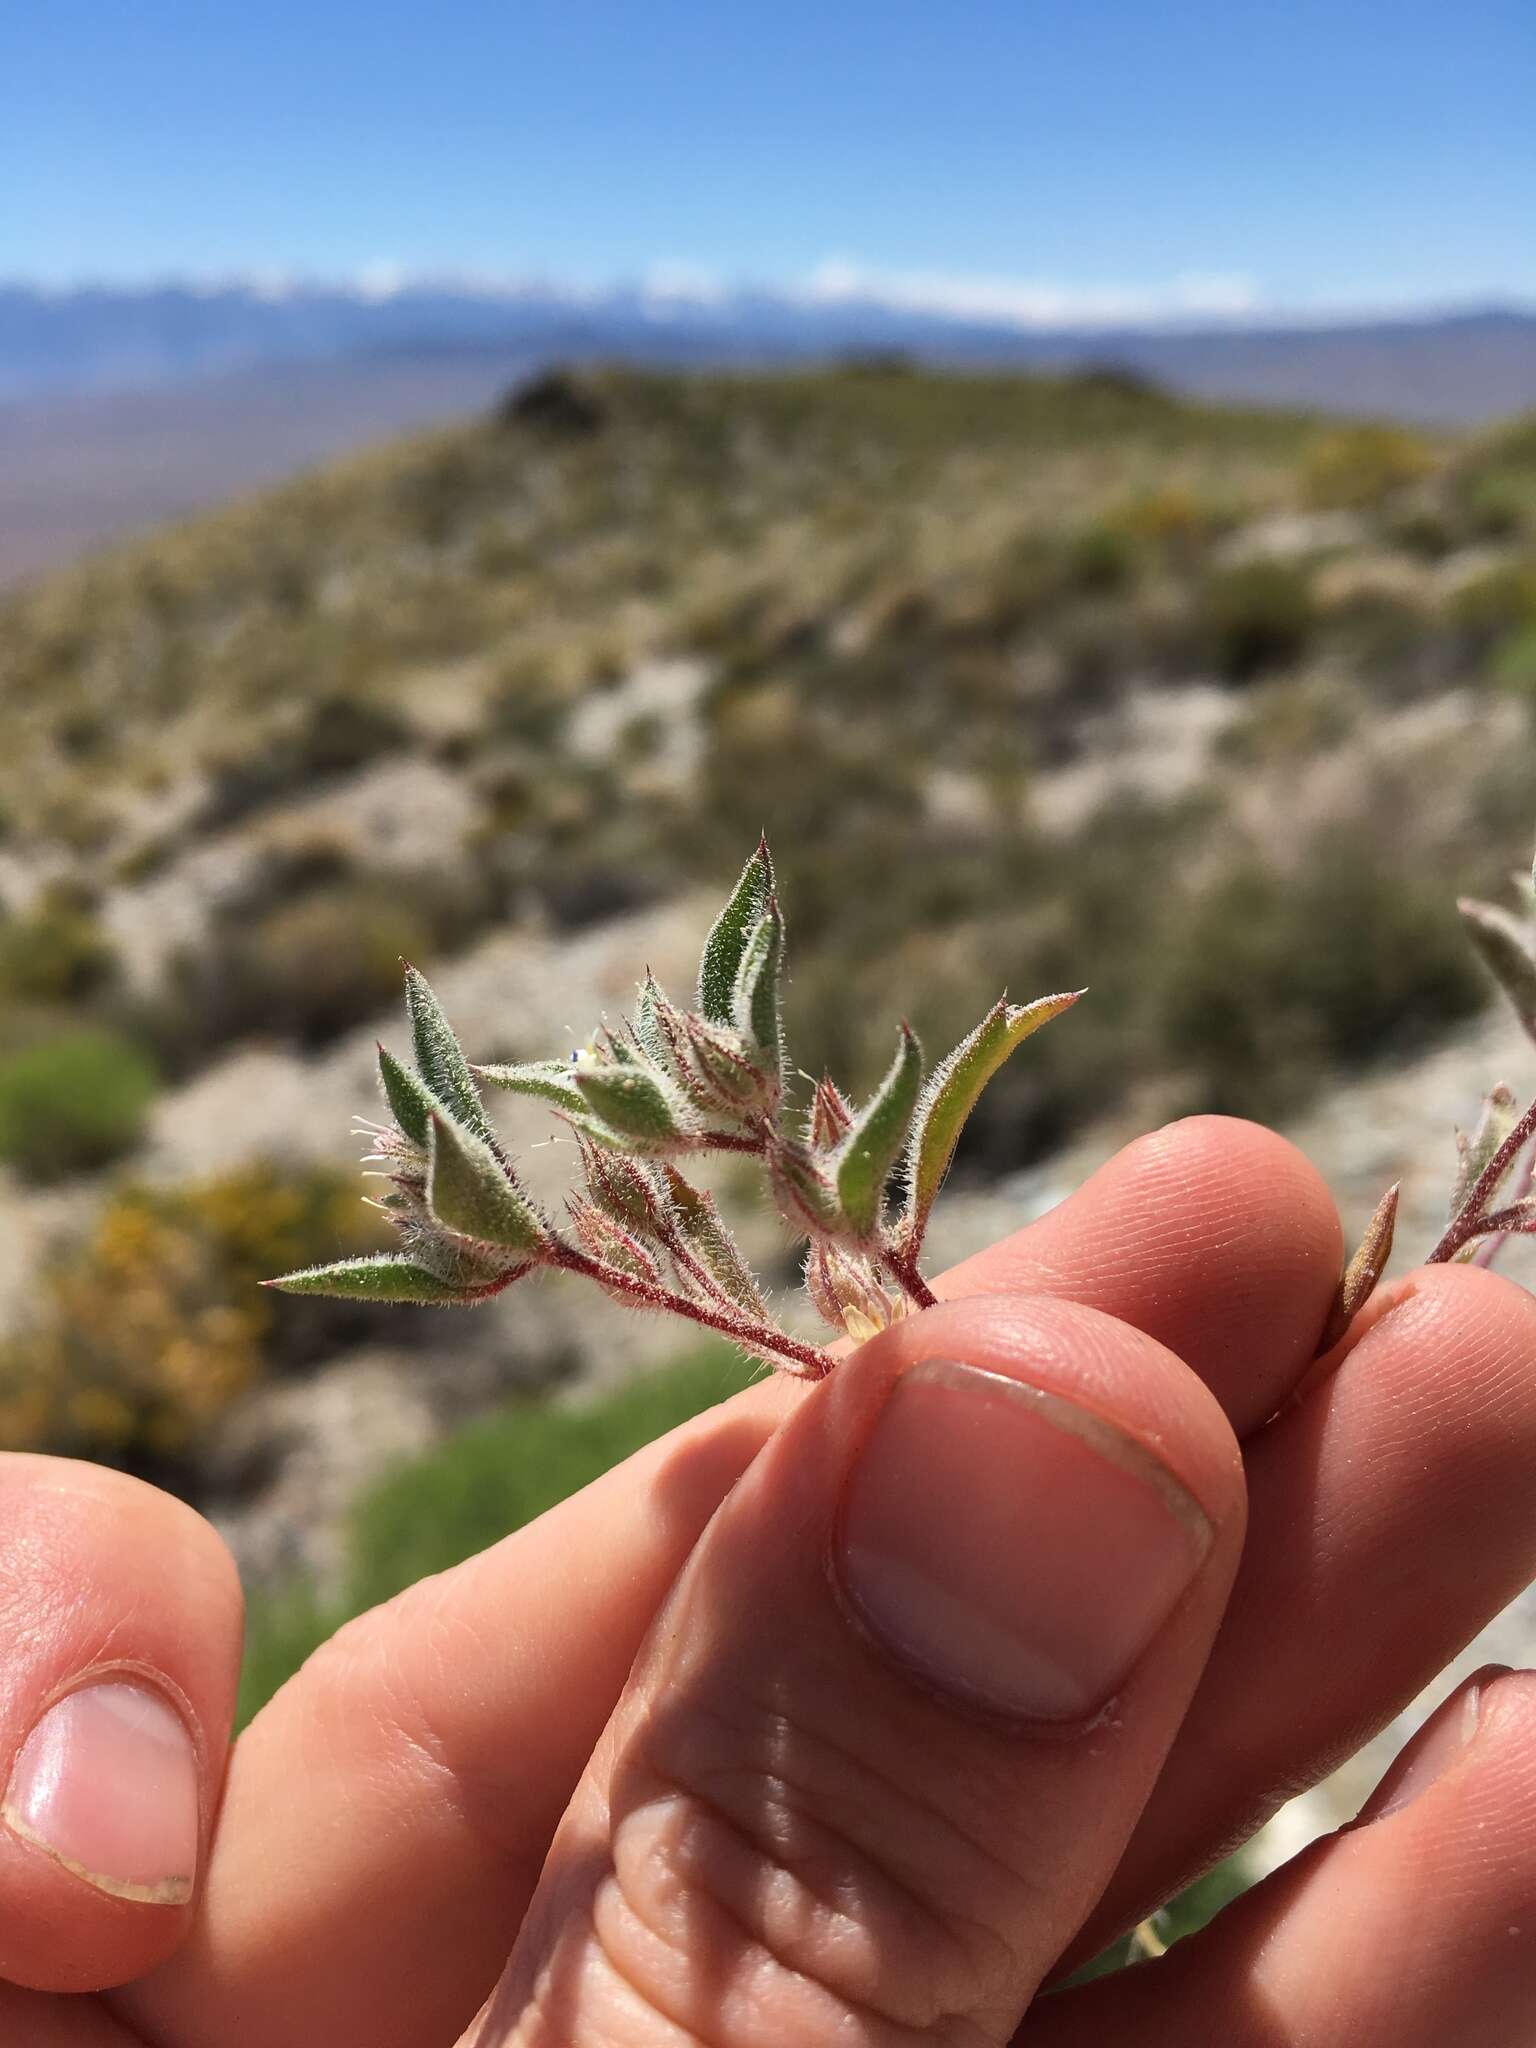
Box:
(0, 362), (1532, 1558)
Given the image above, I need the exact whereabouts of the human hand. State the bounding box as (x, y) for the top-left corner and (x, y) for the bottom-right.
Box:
(5, 1117), (1536, 2046)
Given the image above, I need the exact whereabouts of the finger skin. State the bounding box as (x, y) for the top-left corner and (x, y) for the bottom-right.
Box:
(1024, 1668), (1536, 2046)
(0, 1457), (242, 1993)
(1061, 1260), (1536, 1968)
(0, 1983), (145, 2046)
(938, 1115), (1342, 1434)
(474, 1296), (1246, 2047)
(125, 1116), (1335, 2048)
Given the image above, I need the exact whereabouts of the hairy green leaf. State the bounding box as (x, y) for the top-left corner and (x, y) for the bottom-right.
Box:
(377, 1042), (438, 1148)
(683, 1015), (767, 1108)
(568, 1197), (663, 1284)
(731, 901), (785, 1076)
(663, 1167), (767, 1315)
(634, 976), (693, 1084)
(473, 1059), (587, 1115)
(835, 1024), (924, 1238)
(634, 974), (671, 1067)
(403, 965), (494, 1143)
(427, 1112), (549, 1254)
(902, 991), (1082, 1246)
(768, 1136), (843, 1234)
(698, 839), (774, 1025)
(265, 1254), (477, 1305)
(584, 1144), (668, 1232)
(1459, 897), (1536, 1041)
(574, 1065), (689, 1145)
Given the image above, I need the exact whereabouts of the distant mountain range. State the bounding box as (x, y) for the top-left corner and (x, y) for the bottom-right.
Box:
(1, 283), (1532, 593)
(4, 282), (1535, 422)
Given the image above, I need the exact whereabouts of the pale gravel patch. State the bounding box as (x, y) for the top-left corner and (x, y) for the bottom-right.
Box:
(1027, 683), (1242, 838)
(100, 754), (486, 994)
(136, 888), (721, 1187)
(566, 656), (710, 791)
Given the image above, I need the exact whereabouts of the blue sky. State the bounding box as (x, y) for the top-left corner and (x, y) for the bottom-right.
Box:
(4, 0), (1532, 317)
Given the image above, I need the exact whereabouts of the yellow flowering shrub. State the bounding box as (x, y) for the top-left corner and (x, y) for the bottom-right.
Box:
(0, 1165), (389, 1464)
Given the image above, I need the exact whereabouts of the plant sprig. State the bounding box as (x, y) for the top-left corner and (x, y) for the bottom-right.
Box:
(274, 834), (1536, 1376)
(269, 839), (1081, 1377)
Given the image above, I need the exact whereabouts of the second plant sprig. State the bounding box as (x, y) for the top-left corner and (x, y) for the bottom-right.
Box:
(1321, 849), (1536, 1354)
(270, 839), (1080, 1378)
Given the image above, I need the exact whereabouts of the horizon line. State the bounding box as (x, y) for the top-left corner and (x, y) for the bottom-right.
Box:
(2, 264), (1533, 338)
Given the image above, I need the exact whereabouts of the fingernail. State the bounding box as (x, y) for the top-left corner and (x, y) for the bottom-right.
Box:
(1359, 1673), (1499, 1826)
(836, 1358), (1213, 1722)
(2, 1681), (199, 1904)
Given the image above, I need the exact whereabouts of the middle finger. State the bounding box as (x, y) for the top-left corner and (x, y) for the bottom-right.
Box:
(1062, 1258), (1536, 1969)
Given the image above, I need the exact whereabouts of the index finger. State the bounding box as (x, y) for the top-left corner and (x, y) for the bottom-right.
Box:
(120, 1115), (1341, 2048)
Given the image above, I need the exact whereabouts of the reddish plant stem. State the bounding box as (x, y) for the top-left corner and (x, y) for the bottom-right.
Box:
(884, 1248), (939, 1310)
(548, 1240), (834, 1379)
(1428, 1092), (1536, 1264)
(653, 1219), (740, 1314)
(1472, 1138), (1536, 1271)
(1466, 1196), (1536, 1243)
(460, 1263), (534, 1301)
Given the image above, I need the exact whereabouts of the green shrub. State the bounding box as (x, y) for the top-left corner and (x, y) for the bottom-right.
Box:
(1107, 484), (1228, 569)
(346, 1346), (755, 1612)
(1449, 562), (1536, 642)
(1302, 424), (1435, 509)
(238, 1344), (753, 1726)
(1065, 521), (1140, 595)
(0, 1029), (157, 1180)
(1157, 832), (1486, 1119)
(173, 881), (445, 1051)
(1495, 625), (1536, 701)
(1198, 561), (1315, 682)
(200, 691), (411, 830)
(0, 895), (118, 1003)
(1452, 416), (1536, 541)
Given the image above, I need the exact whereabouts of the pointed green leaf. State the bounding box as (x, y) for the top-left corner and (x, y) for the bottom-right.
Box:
(568, 1196), (662, 1283)
(473, 1058), (587, 1115)
(403, 964), (494, 1143)
(1459, 897), (1536, 1040)
(573, 1065), (688, 1145)
(663, 1167), (767, 1316)
(768, 1136), (843, 1234)
(903, 991), (1082, 1245)
(634, 973), (681, 1077)
(698, 839), (774, 1024)
(683, 1015), (765, 1106)
(731, 901), (785, 1073)
(266, 1254), (474, 1305)
(808, 1076), (853, 1153)
(377, 1042), (439, 1148)
(835, 1024), (924, 1237)
(427, 1112), (550, 1254)
(584, 1145), (667, 1231)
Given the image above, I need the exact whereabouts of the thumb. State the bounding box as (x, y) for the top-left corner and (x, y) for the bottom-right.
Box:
(474, 1294), (1245, 2047)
